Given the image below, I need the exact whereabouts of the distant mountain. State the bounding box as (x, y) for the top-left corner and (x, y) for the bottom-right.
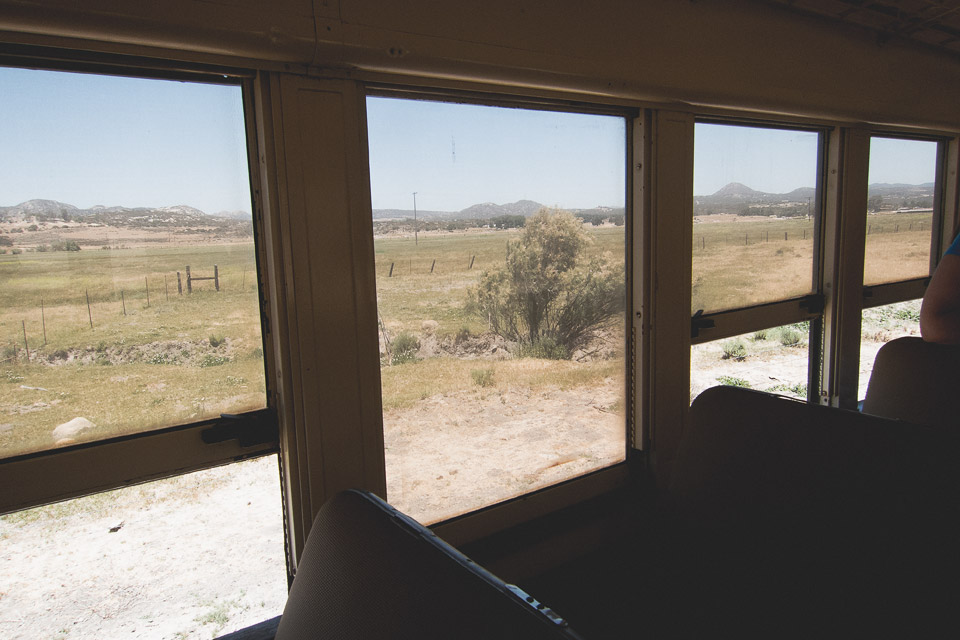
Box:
(694, 183), (816, 217)
(0, 199), (252, 232)
(459, 200), (544, 219)
(712, 182), (760, 198)
(372, 208), (451, 221)
(868, 182), (935, 196)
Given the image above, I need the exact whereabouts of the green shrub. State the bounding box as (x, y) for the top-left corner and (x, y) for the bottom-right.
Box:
(721, 339), (747, 361)
(778, 328), (802, 346)
(208, 334), (226, 348)
(469, 208), (623, 358)
(769, 382), (807, 397)
(11, 248), (22, 255)
(716, 375), (751, 388)
(471, 368), (495, 387)
(391, 332), (420, 365)
(51, 240), (81, 252)
(199, 354), (230, 367)
(751, 329), (768, 341)
(455, 326), (472, 344)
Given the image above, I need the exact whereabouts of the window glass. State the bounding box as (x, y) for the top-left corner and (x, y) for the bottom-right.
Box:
(0, 455), (287, 639)
(0, 69), (264, 459)
(864, 137), (938, 286)
(693, 123), (820, 313)
(858, 299), (921, 401)
(367, 97), (627, 524)
(691, 324), (811, 403)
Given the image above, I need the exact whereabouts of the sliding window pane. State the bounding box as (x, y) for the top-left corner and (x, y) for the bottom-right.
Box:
(367, 97), (627, 524)
(0, 69), (264, 459)
(691, 324), (811, 403)
(693, 123), (819, 313)
(863, 137), (938, 285)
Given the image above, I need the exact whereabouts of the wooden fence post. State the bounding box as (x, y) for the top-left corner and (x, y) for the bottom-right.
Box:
(186, 265), (192, 293)
(468, 255), (476, 269)
(22, 320), (29, 362)
(86, 290), (93, 328)
(121, 290), (126, 316)
(389, 262), (395, 277)
(430, 259), (436, 273)
(214, 265), (219, 291)
(145, 277), (150, 307)
(177, 272), (183, 295)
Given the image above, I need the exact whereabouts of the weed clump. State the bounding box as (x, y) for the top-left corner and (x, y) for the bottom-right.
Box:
(471, 368), (495, 387)
(721, 339), (747, 361)
(778, 328), (803, 346)
(199, 354), (230, 367)
(208, 334), (226, 348)
(391, 332), (420, 365)
(717, 375), (751, 388)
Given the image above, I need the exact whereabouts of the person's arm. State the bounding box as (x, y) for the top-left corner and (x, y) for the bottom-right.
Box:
(921, 235), (960, 344)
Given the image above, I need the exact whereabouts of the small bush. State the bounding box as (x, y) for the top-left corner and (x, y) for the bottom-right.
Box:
(208, 334), (226, 348)
(721, 339), (747, 361)
(894, 307), (920, 322)
(148, 352), (173, 365)
(391, 332), (420, 365)
(27, 224), (38, 232)
(770, 382), (807, 397)
(11, 248), (22, 255)
(199, 354), (230, 367)
(778, 328), (802, 346)
(51, 240), (81, 252)
(35, 244), (49, 252)
(471, 368), (495, 387)
(717, 375), (751, 388)
(455, 326), (472, 344)
(751, 329), (768, 341)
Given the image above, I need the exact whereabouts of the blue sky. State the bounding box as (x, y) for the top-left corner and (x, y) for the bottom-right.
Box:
(0, 67), (251, 214)
(366, 97), (626, 211)
(0, 68), (940, 213)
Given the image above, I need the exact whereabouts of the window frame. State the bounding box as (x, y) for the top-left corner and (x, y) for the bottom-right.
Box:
(0, 59), (280, 515)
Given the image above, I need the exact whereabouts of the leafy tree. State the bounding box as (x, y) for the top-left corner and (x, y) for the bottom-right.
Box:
(469, 208), (623, 359)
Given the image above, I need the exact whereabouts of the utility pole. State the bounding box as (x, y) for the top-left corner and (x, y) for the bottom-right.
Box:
(413, 191), (418, 246)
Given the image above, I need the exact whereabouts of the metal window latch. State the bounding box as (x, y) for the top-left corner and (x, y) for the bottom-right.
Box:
(201, 408), (277, 447)
(800, 293), (825, 314)
(691, 309), (715, 339)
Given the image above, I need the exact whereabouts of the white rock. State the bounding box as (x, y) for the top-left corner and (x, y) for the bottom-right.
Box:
(52, 417), (95, 441)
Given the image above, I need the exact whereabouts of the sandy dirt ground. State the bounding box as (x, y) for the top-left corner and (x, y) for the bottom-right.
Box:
(0, 331), (906, 639)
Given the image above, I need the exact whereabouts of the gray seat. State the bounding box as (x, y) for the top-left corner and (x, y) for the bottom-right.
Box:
(659, 386), (960, 637)
(862, 336), (960, 427)
(274, 489), (583, 640)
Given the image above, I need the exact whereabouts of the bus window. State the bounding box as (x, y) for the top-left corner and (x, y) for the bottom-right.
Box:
(366, 96), (628, 524)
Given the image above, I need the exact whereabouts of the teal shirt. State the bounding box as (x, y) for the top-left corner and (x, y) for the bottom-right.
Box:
(947, 233), (960, 256)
